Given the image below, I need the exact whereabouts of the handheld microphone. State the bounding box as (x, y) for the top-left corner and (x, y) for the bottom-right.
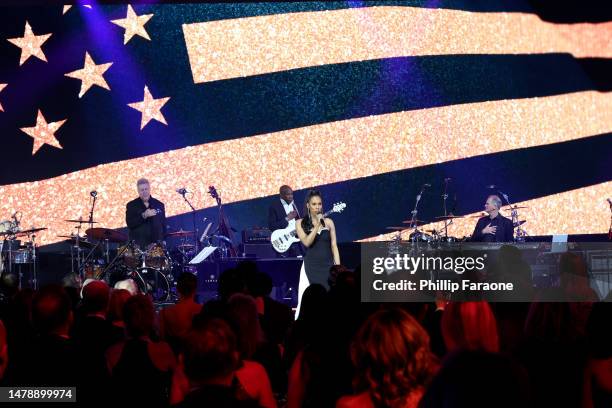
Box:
(176, 188), (187, 195)
(90, 190), (97, 197)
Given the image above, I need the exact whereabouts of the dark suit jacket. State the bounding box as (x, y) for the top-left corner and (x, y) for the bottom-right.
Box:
(471, 214), (514, 242)
(125, 196), (166, 248)
(268, 199), (291, 231)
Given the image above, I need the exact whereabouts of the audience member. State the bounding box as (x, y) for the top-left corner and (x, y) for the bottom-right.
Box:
(441, 301), (499, 353)
(336, 307), (437, 408)
(176, 318), (263, 407)
(106, 294), (176, 407)
(419, 350), (530, 408)
(160, 273), (202, 355)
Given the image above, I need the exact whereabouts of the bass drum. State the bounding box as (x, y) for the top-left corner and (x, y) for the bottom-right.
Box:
(131, 267), (170, 302)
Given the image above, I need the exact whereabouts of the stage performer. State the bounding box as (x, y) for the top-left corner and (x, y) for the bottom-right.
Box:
(470, 195), (514, 242)
(125, 178), (167, 249)
(295, 189), (340, 315)
(268, 185), (304, 257)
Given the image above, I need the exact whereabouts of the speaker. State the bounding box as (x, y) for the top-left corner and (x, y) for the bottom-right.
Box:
(239, 243), (277, 259)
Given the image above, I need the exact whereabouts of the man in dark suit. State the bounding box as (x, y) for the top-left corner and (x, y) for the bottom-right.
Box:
(268, 185), (304, 257)
(125, 178), (167, 249)
(12, 285), (79, 387)
(471, 195), (515, 242)
(72, 280), (118, 404)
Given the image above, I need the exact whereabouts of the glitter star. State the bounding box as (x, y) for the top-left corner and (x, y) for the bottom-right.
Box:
(7, 21), (52, 66)
(65, 52), (113, 98)
(20, 110), (66, 155)
(111, 5), (153, 44)
(128, 86), (170, 130)
(63, 5), (91, 14)
(0, 84), (7, 112)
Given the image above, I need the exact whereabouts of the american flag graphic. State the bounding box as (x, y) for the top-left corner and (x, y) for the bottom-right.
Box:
(0, 1), (610, 247)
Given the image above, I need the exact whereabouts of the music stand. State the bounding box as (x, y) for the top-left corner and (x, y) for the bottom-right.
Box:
(189, 246), (218, 264)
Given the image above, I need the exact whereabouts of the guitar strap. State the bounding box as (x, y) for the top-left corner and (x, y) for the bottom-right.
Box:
(292, 202), (301, 218)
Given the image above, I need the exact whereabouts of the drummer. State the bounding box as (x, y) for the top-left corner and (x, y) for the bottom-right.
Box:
(125, 178), (167, 249)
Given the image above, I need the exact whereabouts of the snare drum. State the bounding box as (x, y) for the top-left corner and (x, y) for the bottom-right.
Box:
(145, 243), (169, 270)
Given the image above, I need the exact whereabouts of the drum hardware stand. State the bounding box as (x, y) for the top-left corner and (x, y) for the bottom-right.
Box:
(98, 241), (134, 283)
(441, 178), (452, 239)
(69, 230), (86, 277)
(407, 183), (430, 242)
(76, 240), (103, 283)
(30, 234), (37, 290)
(607, 198), (612, 240)
(6, 213), (21, 275)
(16, 232), (38, 290)
(496, 189), (528, 242)
(178, 189), (199, 253)
(103, 239), (110, 264)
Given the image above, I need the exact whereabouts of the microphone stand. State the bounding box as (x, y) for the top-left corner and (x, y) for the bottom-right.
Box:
(497, 190), (527, 242)
(88, 194), (97, 231)
(180, 191), (199, 253)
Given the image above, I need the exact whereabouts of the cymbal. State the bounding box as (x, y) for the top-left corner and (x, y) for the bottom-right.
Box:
(401, 220), (426, 225)
(65, 219), (98, 223)
(503, 206), (528, 211)
(177, 244), (195, 250)
(468, 213), (488, 218)
(434, 215), (464, 220)
(85, 228), (128, 243)
(57, 235), (95, 247)
(513, 220), (527, 227)
(385, 226), (409, 231)
(15, 227), (47, 236)
(424, 229), (439, 234)
(166, 230), (195, 238)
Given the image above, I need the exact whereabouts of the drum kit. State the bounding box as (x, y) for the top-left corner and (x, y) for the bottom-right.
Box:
(0, 213), (47, 290)
(57, 218), (206, 302)
(1, 186), (237, 301)
(385, 182), (529, 245)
